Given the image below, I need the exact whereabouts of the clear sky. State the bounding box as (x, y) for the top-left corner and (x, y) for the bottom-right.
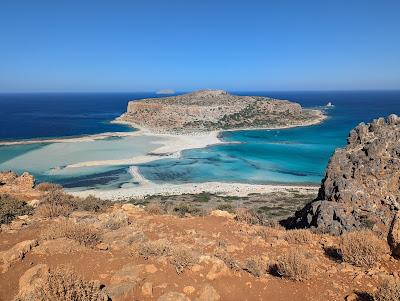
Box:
(1, 0), (399, 92)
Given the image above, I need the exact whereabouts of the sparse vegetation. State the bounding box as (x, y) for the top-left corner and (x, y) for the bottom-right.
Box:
(139, 239), (172, 259)
(170, 246), (198, 274)
(284, 229), (314, 244)
(17, 266), (108, 301)
(234, 207), (269, 225)
(339, 230), (389, 268)
(36, 191), (111, 218)
(241, 256), (268, 277)
(172, 203), (204, 217)
(214, 249), (240, 272)
(0, 194), (33, 224)
(272, 249), (313, 281)
(374, 278), (400, 301)
(42, 219), (100, 247)
(216, 203), (235, 213)
(35, 182), (63, 192)
(145, 202), (165, 215)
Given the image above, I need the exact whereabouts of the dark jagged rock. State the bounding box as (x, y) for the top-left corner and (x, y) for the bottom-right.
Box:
(285, 114), (400, 236)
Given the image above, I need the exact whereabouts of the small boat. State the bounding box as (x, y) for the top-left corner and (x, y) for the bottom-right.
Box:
(326, 101), (334, 107)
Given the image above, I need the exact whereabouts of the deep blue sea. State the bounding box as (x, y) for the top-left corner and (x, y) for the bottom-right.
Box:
(0, 91), (399, 188)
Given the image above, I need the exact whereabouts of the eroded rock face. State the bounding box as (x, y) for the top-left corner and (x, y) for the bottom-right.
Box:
(0, 171), (35, 194)
(117, 90), (324, 133)
(287, 115), (400, 236)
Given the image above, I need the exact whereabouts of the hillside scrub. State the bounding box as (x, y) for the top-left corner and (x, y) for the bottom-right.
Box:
(0, 194), (33, 224)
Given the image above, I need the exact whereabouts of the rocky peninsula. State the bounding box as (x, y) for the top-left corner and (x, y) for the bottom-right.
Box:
(117, 90), (325, 133)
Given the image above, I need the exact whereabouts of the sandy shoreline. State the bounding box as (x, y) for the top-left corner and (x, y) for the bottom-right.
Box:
(69, 181), (319, 200)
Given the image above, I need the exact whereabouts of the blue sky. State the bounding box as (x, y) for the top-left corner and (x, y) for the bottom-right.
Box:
(0, 0), (399, 92)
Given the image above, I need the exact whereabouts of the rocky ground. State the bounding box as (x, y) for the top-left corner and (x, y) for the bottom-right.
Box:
(0, 175), (399, 301)
(117, 90), (325, 133)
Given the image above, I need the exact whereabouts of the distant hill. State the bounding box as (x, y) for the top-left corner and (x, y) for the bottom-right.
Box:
(117, 90), (325, 133)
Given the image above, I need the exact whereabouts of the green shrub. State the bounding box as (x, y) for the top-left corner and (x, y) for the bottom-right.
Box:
(0, 194), (33, 224)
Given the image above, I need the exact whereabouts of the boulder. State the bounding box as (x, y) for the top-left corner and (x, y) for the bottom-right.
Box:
(0, 239), (38, 271)
(16, 264), (49, 299)
(286, 115), (400, 236)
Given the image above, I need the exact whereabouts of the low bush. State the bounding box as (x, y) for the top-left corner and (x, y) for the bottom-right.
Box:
(374, 278), (400, 301)
(17, 266), (108, 301)
(284, 229), (315, 244)
(170, 246), (198, 274)
(0, 194), (33, 224)
(172, 203), (204, 217)
(234, 208), (269, 226)
(42, 219), (100, 247)
(241, 256), (268, 277)
(102, 211), (129, 230)
(214, 249), (240, 272)
(37, 191), (111, 218)
(216, 203), (235, 213)
(35, 182), (63, 192)
(273, 249), (313, 281)
(145, 202), (165, 215)
(339, 230), (389, 268)
(139, 239), (172, 259)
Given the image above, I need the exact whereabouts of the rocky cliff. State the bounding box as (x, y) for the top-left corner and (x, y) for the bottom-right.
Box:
(117, 90), (325, 133)
(286, 114), (400, 236)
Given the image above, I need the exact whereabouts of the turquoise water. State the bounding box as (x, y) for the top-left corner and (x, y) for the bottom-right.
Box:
(138, 91), (400, 185)
(0, 91), (399, 188)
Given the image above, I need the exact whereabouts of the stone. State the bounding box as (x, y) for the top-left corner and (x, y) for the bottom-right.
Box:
(345, 293), (358, 301)
(210, 210), (234, 219)
(183, 286), (196, 295)
(16, 264), (49, 298)
(0, 239), (38, 271)
(286, 115), (400, 236)
(157, 291), (191, 301)
(142, 282), (153, 296)
(195, 284), (220, 301)
(96, 242), (109, 251)
(145, 264), (158, 274)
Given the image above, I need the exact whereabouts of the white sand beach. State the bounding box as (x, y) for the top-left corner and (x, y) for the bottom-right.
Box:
(70, 181), (319, 200)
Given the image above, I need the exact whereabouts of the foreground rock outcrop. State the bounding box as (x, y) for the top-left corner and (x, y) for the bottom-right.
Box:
(117, 90), (325, 133)
(286, 114), (400, 236)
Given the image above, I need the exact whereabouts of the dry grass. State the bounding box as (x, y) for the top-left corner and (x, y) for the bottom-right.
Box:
(170, 246), (198, 274)
(102, 211), (129, 230)
(241, 256), (268, 277)
(234, 207), (269, 226)
(42, 219), (100, 247)
(374, 278), (400, 301)
(339, 230), (389, 268)
(284, 229), (315, 244)
(145, 202), (165, 215)
(17, 266), (108, 301)
(138, 239), (172, 259)
(35, 182), (63, 192)
(273, 249), (313, 281)
(214, 249), (240, 272)
(254, 226), (283, 240)
(36, 191), (111, 218)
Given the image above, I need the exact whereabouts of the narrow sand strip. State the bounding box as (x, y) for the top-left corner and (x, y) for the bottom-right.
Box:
(70, 182), (319, 201)
(0, 131), (142, 146)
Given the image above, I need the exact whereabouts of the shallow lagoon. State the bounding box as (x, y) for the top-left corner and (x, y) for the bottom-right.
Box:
(0, 91), (399, 190)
